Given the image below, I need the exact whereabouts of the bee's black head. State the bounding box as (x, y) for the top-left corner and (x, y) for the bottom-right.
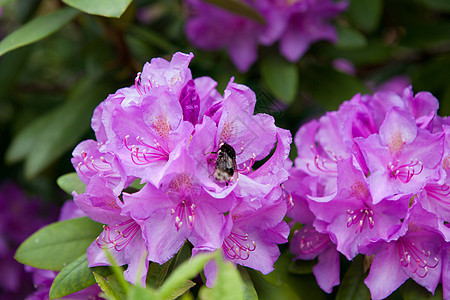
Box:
(219, 143), (236, 159)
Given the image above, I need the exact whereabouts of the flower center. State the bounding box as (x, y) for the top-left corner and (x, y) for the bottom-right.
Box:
(347, 207), (374, 233)
(223, 232), (256, 260)
(388, 131), (405, 153)
(296, 227), (330, 255)
(306, 145), (339, 175)
(387, 159), (423, 183)
(397, 237), (439, 278)
(171, 199), (196, 231)
(96, 219), (140, 251)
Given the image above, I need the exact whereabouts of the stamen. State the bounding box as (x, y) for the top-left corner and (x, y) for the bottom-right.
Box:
(388, 160), (424, 183)
(296, 227), (330, 255)
(134, 72), (153, 95)
(223, 232), (256, 260)
(124, 135), (169, 165)
(96, 220), (140, 251)
(346, 207), (375, 233)
(238, 153), (256, 175)
(306, 152), (338, 175)
(280, 183), (294, 212)
(76, 150), (113, 178)
(397, 237), (439, 278)
(172, 199), (196, 231)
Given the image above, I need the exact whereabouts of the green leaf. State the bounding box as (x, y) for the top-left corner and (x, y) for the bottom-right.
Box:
(247, 269), (300, 300)
(288, 259), (316, 275)
(147, 259), (173, 289)
(299, 64), (369, 111)
(347, 0), (383, 32)
(265, 251), (327, 300)
(237, 267), (258, 300)
(6, 76), (109, 179)
(93, 272), (121, 300)
(62, 0), (132, 18)
(399, 280), (443, 300)
(336, 26), (368, 50)
(49, 254), (111, 299)
(165, 280), (196, 300)
(336, 255), (370, 300)
(127, 25), (177, 53)
(0, 0), (13, 6)
(105, 273), (129, 300)
(260, 56), (299, 105)
(15, 217), (102, 271)
(157, 253), (215, 299)
(128, 286), (157, 300)
(199, 258), (244, 300)
(201, 0), (265, 24)
(0, 7), (79, 57)
(57, 172), (86, 195)
(128, 179), (146, 192)
(103, 249), (131, 294)
(400, 21), (450, 48)
(418, 0), (450, 12)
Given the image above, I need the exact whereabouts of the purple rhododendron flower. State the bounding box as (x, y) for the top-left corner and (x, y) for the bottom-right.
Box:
(198, 186), (290, 287)
(73, 176), (148, 285)
(70, 52), (292, 286)
(287, 84), (450, 297)
(290, 225), (340, 293)
(184, 0), (347, 71)
(361, 201), (445, 300)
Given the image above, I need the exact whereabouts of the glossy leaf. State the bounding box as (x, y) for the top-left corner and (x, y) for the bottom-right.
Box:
(15, 217), (102, 271)
(103, 273), (128, 300)
(418, 0), (450, 12)
(128, 286), (157, 300)
(237, 267), (258, 300)
(0, 0), (13, 6)
(260, 56), (299, 105)
(399, 279), (443, 300)
(49, 254), (111, 299)
(147, 259), (173, 289)
(400, 21), (450, 48)
(336, 26), (368, 50)
(199, 258), (244, 300)
(299, 64), (368, 111)
(247, 269), (300, 300)
(0, 7), (79, 57)
(93, 272), (121, 300)
(336, 256), (370, 300)
(201, 0), (265, 24)
(6, 76), (109, 179)
(128, 179), (146, 192)
(165, 280), (196, 300)
(157, 253), (215, 299)
(62, 0), (132, 18)
(57, 172), (86, 195)
(347, 0), (382, 32)
(288, 259), (316, 275)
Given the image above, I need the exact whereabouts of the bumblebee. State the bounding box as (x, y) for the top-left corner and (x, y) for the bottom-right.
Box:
(212, 142), (237, 185)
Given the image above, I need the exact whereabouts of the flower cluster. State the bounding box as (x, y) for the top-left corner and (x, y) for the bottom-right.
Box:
(286, 86), (450, 299)
(184, 0), (347, 72)
(71, 52), (292, 285)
